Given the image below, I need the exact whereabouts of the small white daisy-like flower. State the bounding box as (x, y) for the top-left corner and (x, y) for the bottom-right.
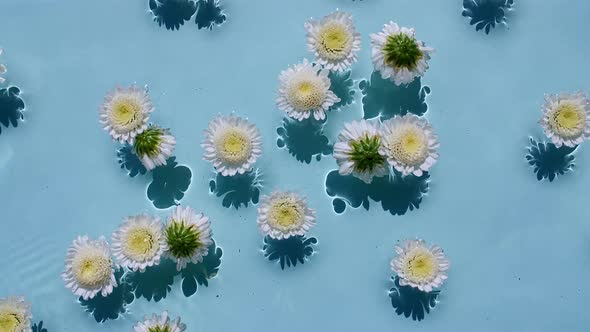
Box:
(380, 114), (439, 177)
(539, 92), (590, 148)
(164, 205), (213, 271)
(0, 296), (32, 332)
(0, 48), (6, 84)
(257, 191), (316, 240)
(111, 214), (167, 272)
(333, 119), (390, 184)
(391, 239), (450, 292)
(62, 236), (117, 300)
(305, 11), (361, 72)
(99, 85), (154, 144)
(276, 59), (340, 121)
(202, 115), (262, 176)
(370, 21), (434, 86)
(133, 125), (176, 171)
(133, 311), (186, 332)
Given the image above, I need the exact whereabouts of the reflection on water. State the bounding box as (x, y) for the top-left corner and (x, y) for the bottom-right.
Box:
(209, 169), (262, 209)
(328, 70), (356, 112)
(180, 242), (223, 297)
(262, 235), (318, 270)
(276, 117), (332, 164)
(0, 86), (25, 135)
(117, 146), (148, 178)
(78, 269), (134, 323)
(194, 0), (227, 30)
(389, 276), (439, 321)
(32, 321), (48, 332)
(525, 137), (577, 182)
(149, 0), (197, 31)
(462, 0), (514, 34)
(147, 157), (192, 209)
(126, 258), (178, 302)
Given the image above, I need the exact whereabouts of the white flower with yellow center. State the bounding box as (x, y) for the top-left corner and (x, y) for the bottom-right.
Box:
(391, 239), (450, 292)
(0, 296), (32, 332)
(257, 191), (316, 240)
(62, 235), (117, 300)
(333, 120), (390, 184)
(164, 205), (213, 271)
(133, 311), (186, 332)
(380, 114), (439, 177)
(305, 11), (361, 72)
(99, 85), (154, 144)
(370, 22), (434, 86)
(539, 92), (590, 147)
(111, 215), (167, 272)
(133, 125), (177, 171)
(276, 59), (340, 121)
(0, 48), (6, 84)
(202, 115), (262, 176)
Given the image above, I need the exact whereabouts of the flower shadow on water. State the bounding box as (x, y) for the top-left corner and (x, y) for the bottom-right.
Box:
(525, 137), (576, 182)
(180, 241), (223, 297)
(78, 269), (134, 323)
(32, 321), (48, 332)
(262, 235), (318, 270)
(0, 86), (26, 135)
(117, 146), (148, 178)
(195, 0), (227, 30)
(389, 276), (439, 321)
(462, 0), (514, 34)
(328, 70), (355, 112)
(276, 117), (333, 164)
(147, 157), (192, 209)
(325, 170), (430, 216)
(125, 258), (179, 302)
(209, 169), (262, 209)
(359, 72), (430, 121)
(149, 0), (197, 31)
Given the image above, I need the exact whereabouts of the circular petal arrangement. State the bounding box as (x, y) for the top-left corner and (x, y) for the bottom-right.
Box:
(391, 239), (450, 292)
(133, 311), (186, 332)
(257, 191), (316, 240)
(539, 92), (590, 148)
(0, 296), (32, 332)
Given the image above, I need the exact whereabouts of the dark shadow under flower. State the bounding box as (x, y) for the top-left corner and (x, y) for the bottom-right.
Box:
(147, 157), (192, 209)
(117, 145), (147, 178)
(180, 241), (223, 297)
(125, 258), (179, 302)
(389, 276), (439, 321)
(262, 235), (318, 270)
(525, 137), (576, 182)
(194, 0), (226, 30)
(462, 0), (514, 34)
(209, 169), (262, 209)
(328, 70), (355, 111)
(78, 269), (134, 323)
(32, 321), (48, 332)
(149, 0), (197, 31)
(0, 86), (25, 135)
(359, 72), (429, 121)
(276, 117), (332, 164)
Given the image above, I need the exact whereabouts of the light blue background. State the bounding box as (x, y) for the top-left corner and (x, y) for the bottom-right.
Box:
(1, 0), (589, 331)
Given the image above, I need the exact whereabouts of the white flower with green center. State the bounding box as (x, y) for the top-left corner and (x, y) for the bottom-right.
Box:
(99, 85), (154, 144)
(0, 296), (32, 332)
(133, 125), (176, 171)
(370, 21), (434, 86)
(133, 311), (186, 332)
(164, 205), (213, 271)
(111, 214), (167, 272)
(539, 92), (590, 147)
(202, 115), (262, 176)
(305, 11), (361, 72)
(62, 236), (117, 300)
(391, 239), (450, 292)
(380, 114), (439, 177)
(257, 191), (316, 240)
(0, 48), (6, 84)
(333, 120), (390, 184)
(276, 59), (340, 121)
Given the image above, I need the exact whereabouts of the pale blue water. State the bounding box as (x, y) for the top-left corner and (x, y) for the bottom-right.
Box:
(1, 0), (589, 331)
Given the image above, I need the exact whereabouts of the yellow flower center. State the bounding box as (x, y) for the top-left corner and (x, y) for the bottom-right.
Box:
(0, 312), (21, 332)
(216, 129), (252, 165)
(124, 227), (158, 261)
(269, 198), (304, 230)
(109, 97), (144, 132)
(317, 22), (351, 61)
(287, 80), (326, 111)
(404, 250), (437, 283)
(550, 102), (585, 138)
(389, 127), (428, 165)
(72, 253), (112, 288)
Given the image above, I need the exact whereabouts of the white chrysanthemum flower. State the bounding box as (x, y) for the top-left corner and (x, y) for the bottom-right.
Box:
(391, 239), (450, 292)
(333, 120), (390, 184)
(202, 115), (262, 176)
(305, 11), (361, 72)
(133, 311), (186, 332)
(133, 125), (176, 171)
(539, 92), (590, 148)
(276, 59), (340, 121)
(257, 191), (316, 240)
(99, 85), (154, 144)
(111, 214), (167, 272)
(0, 48), (6, 84)
(370, 22), (434, 86)
(0, 296), (32, 332)
(164, 205), (213, 271)
(62, 236), (117, 300)
(380, 114), (439, 176)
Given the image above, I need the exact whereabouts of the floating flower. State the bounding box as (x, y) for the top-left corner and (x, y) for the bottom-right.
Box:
(333, 119), (389, 183)
(99, 85), (154, 144)
(111, 215), (167, 272)
(391, 239), (449, 292)
(539, 92), (590, 148)
(133, 311), (186, 332)
(62, 236), (117, 300)
(304, 11), (361, 72)
(257, 191), (316, 240)
(277, 59), (340, 121)
(0, 48), (6, 84)
(0, 296), (32, 332)
(164, 205), (213, 271)
(370, 22), (434, 86)
(202, 115), (262, 176)
(133, 125), (176, 171)
(380, 114), (439, 176)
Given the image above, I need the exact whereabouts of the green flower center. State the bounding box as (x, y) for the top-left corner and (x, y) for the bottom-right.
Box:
(383, 33), (422, 70)
(134, 127), (163, 158)
(148, 325), (172, 332)
(165, 221), (202, 259)
(0, 312), (21, 332)
(72, 253), (112, 288)
(349, 134), (386, 172)
(550, 102), (585, 138)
